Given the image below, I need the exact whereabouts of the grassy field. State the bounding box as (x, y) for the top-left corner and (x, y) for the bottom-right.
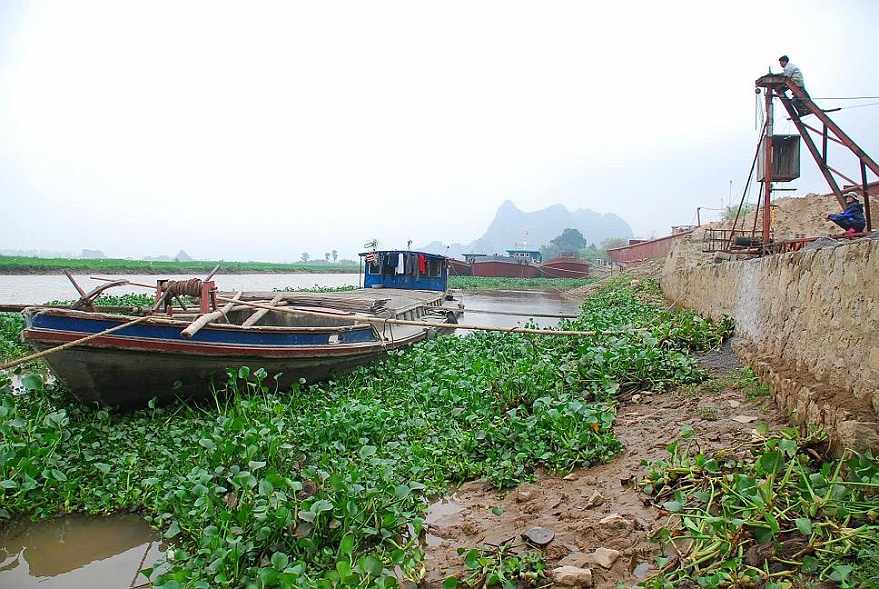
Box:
(0, 255), (360, 274)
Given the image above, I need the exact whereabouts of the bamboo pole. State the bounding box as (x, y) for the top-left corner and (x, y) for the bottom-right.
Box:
(241, 294), (283, 327)
(180, 291), (242, 339)
(1, 314), (153, 371)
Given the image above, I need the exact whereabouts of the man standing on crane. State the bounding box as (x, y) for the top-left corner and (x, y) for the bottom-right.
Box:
(777, 55), (811, 117)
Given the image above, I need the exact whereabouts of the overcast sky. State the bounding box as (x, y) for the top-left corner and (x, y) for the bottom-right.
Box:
(2, 0), (878, 262)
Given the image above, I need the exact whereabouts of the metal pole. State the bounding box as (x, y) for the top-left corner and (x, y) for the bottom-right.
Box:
(762, 89), (774, 253)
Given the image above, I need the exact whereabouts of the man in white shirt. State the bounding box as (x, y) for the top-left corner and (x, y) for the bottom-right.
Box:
(778, 55), (812, 117)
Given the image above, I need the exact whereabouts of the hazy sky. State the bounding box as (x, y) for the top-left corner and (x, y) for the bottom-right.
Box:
(2, 0), (878, 262)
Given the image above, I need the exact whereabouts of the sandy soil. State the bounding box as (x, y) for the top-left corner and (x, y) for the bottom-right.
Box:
(421, 278), (787, 588)
(698, 191), (877, 242)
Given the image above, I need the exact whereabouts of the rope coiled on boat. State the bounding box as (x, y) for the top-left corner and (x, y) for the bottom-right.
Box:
(161, 278), (203, 298)
(151, 278), (205, 312)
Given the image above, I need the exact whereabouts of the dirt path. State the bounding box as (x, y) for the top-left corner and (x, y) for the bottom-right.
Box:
(421, 337), (789, 588)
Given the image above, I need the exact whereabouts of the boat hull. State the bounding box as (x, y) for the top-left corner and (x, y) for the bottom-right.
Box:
(471, 260), (541, 278)
(21, 287), (460, 407)
(539, 258), (590, 279)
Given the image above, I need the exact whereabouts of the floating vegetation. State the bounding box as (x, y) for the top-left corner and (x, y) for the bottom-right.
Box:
(0, 277), (735, 587)
(449, 276), (596, 291)
(0, 313), (28, 362)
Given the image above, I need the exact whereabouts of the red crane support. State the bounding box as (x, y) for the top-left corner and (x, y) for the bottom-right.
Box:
(755, 74), (876, 233)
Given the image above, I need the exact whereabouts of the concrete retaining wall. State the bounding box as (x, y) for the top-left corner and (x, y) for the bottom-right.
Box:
(661, 237), (879, 452)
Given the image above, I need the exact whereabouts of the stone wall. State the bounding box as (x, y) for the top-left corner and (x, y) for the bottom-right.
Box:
(661, 237), (879, 453)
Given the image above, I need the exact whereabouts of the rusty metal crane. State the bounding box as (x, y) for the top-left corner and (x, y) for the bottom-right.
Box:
(706, 74), (877, 257)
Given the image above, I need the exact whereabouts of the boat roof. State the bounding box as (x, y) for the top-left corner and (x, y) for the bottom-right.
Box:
(358, 249), (448, 259)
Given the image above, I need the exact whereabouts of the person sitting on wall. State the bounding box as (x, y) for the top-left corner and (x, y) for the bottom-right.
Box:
(827, 193), (866, 234)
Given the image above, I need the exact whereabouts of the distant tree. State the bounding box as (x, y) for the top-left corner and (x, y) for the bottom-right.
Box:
(300, 252), (311, 263)
(551, 228), (588, 252)
(324, 252), (331, 262)
(332, 249), (338, 263)
(601, 237), (629, 250)
(720, 202), (756, 222)
(542, 228), (588, 259)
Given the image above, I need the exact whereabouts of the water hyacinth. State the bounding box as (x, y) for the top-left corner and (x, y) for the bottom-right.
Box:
(0, 277), (731, 587)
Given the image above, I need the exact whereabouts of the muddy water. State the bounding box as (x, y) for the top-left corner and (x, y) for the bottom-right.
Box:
(0, 275), (583, 587)
(0, 513), (165, 588)
(458, 288), (582, 330)
(0, 273), (363, 305)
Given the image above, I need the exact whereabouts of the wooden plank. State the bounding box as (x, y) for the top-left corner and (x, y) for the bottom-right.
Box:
(241, 294), (283, 327)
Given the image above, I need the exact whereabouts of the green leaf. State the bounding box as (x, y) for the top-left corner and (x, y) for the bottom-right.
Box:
(311, 499), (333, 513)
(360, 555), (383, 577)
(663, 500), (683, 513)
(828, 564), (853, 582)
(164, 521), (181, 538)
(21, 373), (44, 390)
(336, 559), (352, 580)
(795, 517), (812, 536)
(778, 438), (797, 457)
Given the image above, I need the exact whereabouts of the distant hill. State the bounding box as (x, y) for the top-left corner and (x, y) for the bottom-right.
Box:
(420, 200), (633, 259)
(143, 250), (193, 262)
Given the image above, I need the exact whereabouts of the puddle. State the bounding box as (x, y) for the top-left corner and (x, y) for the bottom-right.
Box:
(0, 513), (166, 588)
(424, 496), (465, 547)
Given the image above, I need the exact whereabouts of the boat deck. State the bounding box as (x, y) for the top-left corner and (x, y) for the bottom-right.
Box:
(221, 288), (461, 321)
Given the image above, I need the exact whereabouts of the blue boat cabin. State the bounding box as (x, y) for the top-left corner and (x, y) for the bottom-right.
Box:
(360, 250), (450, 292)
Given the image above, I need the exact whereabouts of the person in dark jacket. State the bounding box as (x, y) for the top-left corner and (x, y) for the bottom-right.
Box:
(827, 193), (866, 233)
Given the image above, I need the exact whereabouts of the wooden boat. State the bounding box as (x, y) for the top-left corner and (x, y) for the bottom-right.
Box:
(471, 249), (542, 278)
(19, 250), (463, 407)
(540, 252), (590, 279)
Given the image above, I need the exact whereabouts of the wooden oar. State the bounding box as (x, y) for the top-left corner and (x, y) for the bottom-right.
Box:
(1, 314), (153, 371)
(180, 291), (242, 339)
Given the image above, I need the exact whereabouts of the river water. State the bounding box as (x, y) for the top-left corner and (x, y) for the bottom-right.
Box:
(0, 273), (583, 587)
